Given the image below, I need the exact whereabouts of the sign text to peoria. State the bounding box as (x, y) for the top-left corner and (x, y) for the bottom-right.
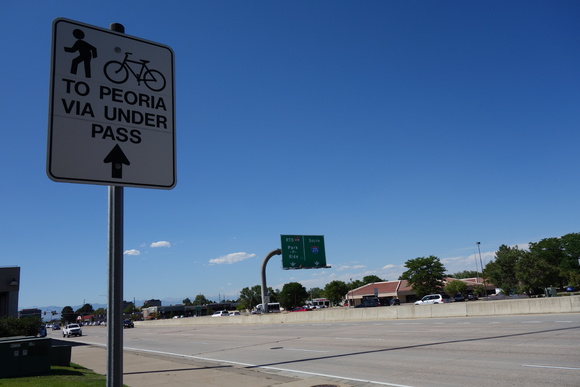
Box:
(61, 78), (168, 144)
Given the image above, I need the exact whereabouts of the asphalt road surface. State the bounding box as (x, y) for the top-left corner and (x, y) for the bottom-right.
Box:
(56, 313), (580, 387)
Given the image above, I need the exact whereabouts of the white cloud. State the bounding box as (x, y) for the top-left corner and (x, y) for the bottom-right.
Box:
(381, 264), (396, 270)
(150, 241), (171, 248)
(336, 265), (366, 271)
(209, 252), (256, 265)
(513, 243), (530, 251)
(124, 249), (141, 256)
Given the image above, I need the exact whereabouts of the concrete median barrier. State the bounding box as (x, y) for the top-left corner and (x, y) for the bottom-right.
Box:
(136, 295), (579, 327)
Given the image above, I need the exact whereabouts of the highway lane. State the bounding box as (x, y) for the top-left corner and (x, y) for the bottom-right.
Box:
(60, 313), (580, 387)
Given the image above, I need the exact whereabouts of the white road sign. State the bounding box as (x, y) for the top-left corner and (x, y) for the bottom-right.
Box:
(47, 18), (176, 189)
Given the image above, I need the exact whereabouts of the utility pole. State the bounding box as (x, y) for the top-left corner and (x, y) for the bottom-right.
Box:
(476, 242), (486, 298)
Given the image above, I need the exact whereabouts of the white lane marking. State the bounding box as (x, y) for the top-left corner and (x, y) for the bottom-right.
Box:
(121, 346), (416, 387)
(524, 364), (580, 371)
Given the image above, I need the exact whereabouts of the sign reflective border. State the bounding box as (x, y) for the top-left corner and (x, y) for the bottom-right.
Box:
(281, 235), (328, 270)
(47, 18), (176, 189)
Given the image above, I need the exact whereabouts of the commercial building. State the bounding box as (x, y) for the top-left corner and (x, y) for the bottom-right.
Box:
(0, 266), (20, 318)
(345, 278), (495, 306)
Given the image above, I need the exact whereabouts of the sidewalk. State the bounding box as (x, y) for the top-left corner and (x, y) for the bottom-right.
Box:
(71, 344), (354, 387)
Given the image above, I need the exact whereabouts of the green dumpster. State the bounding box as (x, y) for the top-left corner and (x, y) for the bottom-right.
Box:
(0, 336), (51, 378)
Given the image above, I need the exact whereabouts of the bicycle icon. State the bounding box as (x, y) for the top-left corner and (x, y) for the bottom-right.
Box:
(104, 52), (166, 92)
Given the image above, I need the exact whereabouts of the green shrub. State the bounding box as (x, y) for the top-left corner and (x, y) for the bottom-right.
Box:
(0, 316), (42, 337)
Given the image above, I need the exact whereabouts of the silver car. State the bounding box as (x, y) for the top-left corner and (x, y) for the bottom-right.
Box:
(414, 294), (452, 305)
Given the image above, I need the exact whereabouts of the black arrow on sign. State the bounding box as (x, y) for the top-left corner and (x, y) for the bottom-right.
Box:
(103, 144), (130, 179)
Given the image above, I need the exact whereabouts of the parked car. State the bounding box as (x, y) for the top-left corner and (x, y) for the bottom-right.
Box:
(354, 298), (380, 308)
(453, 293), (465, 302)
(466, 294), (478, 301)
(123, 319), (134, 328)
(211, 310), (229, 317)
(62, 323), (82, 337)
(229, 311), (240, 316)
(414, 294), (452, 305)
(390, 298), (401, 306)
(52, 324), (60, 330)
(290, 307), (311, 312)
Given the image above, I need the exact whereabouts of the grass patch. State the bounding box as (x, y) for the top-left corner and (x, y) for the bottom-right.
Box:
(0, 363), (126, 387)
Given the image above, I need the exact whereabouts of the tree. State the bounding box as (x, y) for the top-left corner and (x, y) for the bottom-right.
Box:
(529, 237), (566, 288)
(560, 233), (580, 287)
(123, 303), (136, 314)
(444, 280), (467, 296)
(484, 245), (521, 294)
(516, 252), (559, 295)
(279, 282), (308, 310)
(182, 298), (192, 306)
(348, 279), (364, 290)
(61, 306), (77, 323)
(238, 286), (260, 310)
(269, 288), (280, 303)
(324, 280), (349, 305)
(399, 256), (446, 298)
(362, 275), (384, 284)
(75, 303), (94, 315)
(238, 285), (277, 310)
(193, 294), (211, 305)
(568, 271), (580, 289)
(308, 287), (324, 299)
(449, 270), (479, 279)
(529, 233), (580, 288)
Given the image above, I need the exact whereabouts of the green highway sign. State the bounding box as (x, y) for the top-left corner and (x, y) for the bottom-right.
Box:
(280, 235), (328, 270)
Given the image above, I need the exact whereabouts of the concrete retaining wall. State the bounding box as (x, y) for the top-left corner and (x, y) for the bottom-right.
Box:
(137, 295), (580, 327)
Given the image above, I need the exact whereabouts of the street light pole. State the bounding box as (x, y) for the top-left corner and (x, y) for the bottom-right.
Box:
(476, 242), (486, 298)
(474, 250), (480, 285)
(349, 278), (352, 308)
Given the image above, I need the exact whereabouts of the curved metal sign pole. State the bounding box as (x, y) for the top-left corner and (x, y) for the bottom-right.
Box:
(261, 249), (282, 313)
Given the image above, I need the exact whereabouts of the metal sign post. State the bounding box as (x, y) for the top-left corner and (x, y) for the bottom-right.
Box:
(107, 22), (125, 387)
(48, 18), (176, 387)
(260, 249), (281, 313)
(107, 185), (123, 387)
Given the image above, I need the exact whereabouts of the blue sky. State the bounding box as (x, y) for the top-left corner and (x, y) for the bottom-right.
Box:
(2, 1), (579, 309)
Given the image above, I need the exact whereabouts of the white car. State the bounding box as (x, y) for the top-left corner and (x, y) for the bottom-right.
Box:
(211, 310), (229, 317)
(62, 323), (83, 337)
(414, 294), (452, 305)
(229, 311), (240, 316)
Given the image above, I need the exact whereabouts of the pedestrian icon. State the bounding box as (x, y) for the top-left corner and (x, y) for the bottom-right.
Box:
(64, 29), (97, 78)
